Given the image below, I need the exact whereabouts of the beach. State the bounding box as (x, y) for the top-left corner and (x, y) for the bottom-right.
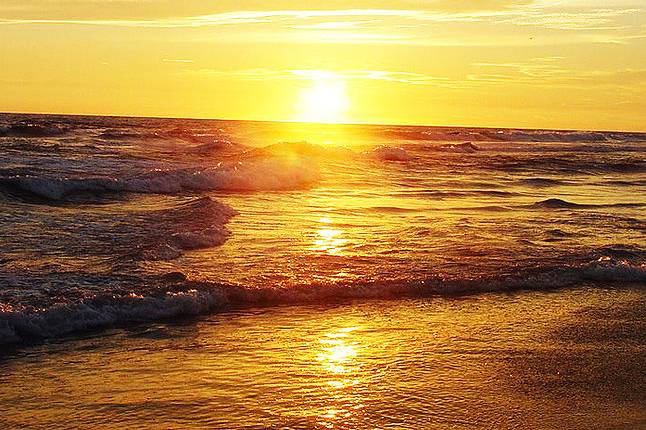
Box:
(2, 287), (644, 429)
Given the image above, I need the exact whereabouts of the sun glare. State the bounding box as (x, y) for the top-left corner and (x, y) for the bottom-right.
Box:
(296, 74), (350, 124)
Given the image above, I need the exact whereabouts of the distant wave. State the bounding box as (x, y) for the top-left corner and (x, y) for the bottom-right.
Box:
(488, 155), (646, 175)
(1, 256), (644, 345)
(445, 205), (512, 212)
(98, 129), (162, 140)
(189, 140), (242, 154)
(382, 127), (646, 143)
(163, 127), (232, 146)
(98, 126), (235, 146)
(603, 179), (646, 187)
(0, 140), (66, 154)
(405, 189), (517, 199)
(483, 129), (646, 143)
(518, 177), (567, 187)
(0, 122), (68, 138)
(369, 145), (414, 161)
(483, 130), (612, 143)
(444, 198), (646, 212)
(368, 206), (418, 213)
(437, 142), (479, 153)
(531, 198), (644, 210)
(533, 198), (587, 209)
(0, 157), (320, 200)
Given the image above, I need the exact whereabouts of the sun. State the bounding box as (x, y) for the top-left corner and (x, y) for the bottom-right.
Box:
(296, 74), (350, 124)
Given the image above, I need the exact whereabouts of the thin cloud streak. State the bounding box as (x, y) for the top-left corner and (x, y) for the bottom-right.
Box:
(0, 9), (421, 27)
(162, 58), (194, 63)
(0, 5), (643, 49)
(183, 68), (464, 88)
(0, 6), (642, 31)
(184, 64), (646, 91)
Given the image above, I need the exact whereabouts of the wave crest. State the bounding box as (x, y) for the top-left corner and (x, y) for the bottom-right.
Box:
(438, 142), (479, 153)
(150, 196), (237, 254)
(532, 198), (643, 210)
(369, 145), (414, 161)
(0, 121), (68, 138)
(1, 257), (643, 345)
(1, 157), (321, 200)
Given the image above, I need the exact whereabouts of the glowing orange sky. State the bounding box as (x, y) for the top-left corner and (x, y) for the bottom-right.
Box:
(1, 0), (645, 131)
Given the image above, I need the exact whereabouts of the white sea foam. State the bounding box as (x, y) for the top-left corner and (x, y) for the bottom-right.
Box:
(171, 227), (231, 250)
(1, 258), (643, 345)
(4, 157), (321, 200)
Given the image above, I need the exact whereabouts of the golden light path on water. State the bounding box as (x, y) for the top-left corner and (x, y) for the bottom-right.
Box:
(315, 326), (363, 427)
(2, 289), (644, 429)
(312, 217), (348, 255)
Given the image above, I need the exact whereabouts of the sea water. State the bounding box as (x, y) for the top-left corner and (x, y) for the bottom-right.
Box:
(0, 113), (644, 428)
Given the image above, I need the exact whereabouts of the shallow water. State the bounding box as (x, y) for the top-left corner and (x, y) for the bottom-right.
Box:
(1, 287), (644, 429)
(1, 113), (644, 343)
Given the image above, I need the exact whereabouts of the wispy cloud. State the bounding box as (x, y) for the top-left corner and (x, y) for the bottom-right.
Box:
(293, 69), (454, 85)
(188, 62), (646, 92)
(0, 5), (643, 47)
(0, 6), (640, 29)
(468, 58), (646, 88)
(185, 62), (646, 87)
(162, 58), (194, 63)
(183, 68), (475, 90)
(473, 57), (568, 78)
(186, 67), (456, 85)
(499, 8), (639, 30)
(0, 9), (421, 27)
(288, 20), (376, 30)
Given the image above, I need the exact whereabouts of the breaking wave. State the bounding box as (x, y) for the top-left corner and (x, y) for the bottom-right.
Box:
(131, 196), (238, 260)
(0, 157), (321, 200)
(1, 257), (644, 345)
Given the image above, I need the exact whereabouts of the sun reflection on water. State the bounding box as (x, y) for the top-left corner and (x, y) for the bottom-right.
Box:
(315, 326), (364, 428)
(312, 217), (348, 255)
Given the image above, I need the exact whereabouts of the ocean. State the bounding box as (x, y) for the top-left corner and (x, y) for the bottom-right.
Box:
(0, 113), (644, 429)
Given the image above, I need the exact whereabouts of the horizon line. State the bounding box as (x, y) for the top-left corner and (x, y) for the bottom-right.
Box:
(1, 110), (645, 135)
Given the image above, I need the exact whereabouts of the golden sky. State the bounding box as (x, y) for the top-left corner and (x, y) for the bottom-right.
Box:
(1, 0), (645, 131)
